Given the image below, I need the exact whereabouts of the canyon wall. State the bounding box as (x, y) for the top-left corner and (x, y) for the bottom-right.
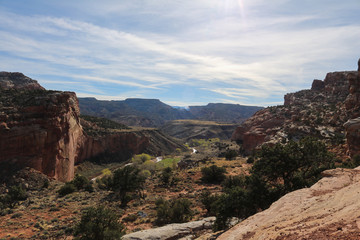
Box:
(232, 66), (358, 155)
(0, 73), (183, 182)
(0, 89), (83, 182)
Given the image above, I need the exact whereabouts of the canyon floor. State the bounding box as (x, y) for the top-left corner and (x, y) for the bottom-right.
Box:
(0, 139), (246, 239)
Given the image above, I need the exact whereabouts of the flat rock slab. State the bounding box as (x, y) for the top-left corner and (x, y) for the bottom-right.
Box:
(218, 167), (360, 240)
(122, 217), (215, 240)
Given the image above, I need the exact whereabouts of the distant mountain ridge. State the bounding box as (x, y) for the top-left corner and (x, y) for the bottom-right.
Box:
(78, 98), (263, 127)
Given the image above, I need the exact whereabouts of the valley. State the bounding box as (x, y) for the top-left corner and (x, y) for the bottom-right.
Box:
(1, 59), (360, 239)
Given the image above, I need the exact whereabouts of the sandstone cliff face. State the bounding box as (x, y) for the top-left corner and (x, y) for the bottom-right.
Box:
(232, 70), (357, 155)
(0, 72), (185, 181)
(0, 89), (83, 182)
(77, 128), (185, 163)
(218, 167), (360, 240)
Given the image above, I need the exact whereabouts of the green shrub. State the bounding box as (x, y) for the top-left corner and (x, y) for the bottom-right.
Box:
(140, 170), (151, 179)
(132, 154), (152, 165)
(58, 183), (76, 197)
(11, 212), (23, 219)
(58, 175), (93, 197)
(213, 187), (256, 231)
(201, 165), (227, 184)
(160, 167), (178, 186)
(221, 176), (245, 190)
(207, 137), (336, 230)
(42, 179), (49, 189)
(122, 214), (138, 223)
(111, 166), (146, 207)
(142, 160), (157, 173)
(224, 150), (237, 160)
(200, 190), (220, 216)
(246, 156), (254, 164)
(155, 198), (193, 226)
(0, 185), (28, 209)
(341, 154), (360, 168)
(253, 136), (335, 192)
(73, 206), (125, 240)
(8, 185), (27, 202)
(72, 175), (89, 189)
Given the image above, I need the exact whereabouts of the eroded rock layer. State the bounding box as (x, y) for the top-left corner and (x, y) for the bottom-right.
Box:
(0, 88), (83, 182)
(0, 73), (183, 181)
(232, 67), (360, 155)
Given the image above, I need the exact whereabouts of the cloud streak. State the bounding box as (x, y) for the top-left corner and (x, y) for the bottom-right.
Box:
(0, 0), (359, 106)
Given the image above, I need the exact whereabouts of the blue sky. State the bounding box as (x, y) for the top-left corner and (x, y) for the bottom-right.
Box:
(0, 0), (359, 107)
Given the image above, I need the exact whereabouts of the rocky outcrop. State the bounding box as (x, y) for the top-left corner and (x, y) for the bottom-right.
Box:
(344, 71), (360, 118)
(218, 167), (360, 240)
(311, 79), (325, 91)
(122, 217), (215, 240)
(0, 88), (83, 182)
(0, 72), (45, 90)
(232, 65), (359, 154)
(344, 63), (360, 157)
(344, 118), (360, 157)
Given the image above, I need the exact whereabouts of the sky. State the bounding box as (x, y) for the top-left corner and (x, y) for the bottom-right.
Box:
(0, 0), (359, 107)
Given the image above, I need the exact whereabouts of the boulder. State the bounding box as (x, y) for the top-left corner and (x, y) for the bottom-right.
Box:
(122, 217), (215, 240)
(344, 117), (360, 157)
(311, 79), (325, 91)
(0, 72), (45, 90)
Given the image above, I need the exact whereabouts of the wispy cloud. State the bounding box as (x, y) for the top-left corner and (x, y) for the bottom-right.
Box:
(0, 0), (359, 106)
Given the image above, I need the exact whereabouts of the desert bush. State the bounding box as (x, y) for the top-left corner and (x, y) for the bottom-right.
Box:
(253, 136), (335, 192)
(58, 183), (76, 197)
(132, 153), (152, 165)
(72, 174), (93, 192)
(160, 167), (178, 186)
(224, 149), (237, 160)
(122, 214), (138, 223)
(142, 160), (157, 173)
(213, 187), (256, 231)
(0, 184), (28, 209)
(42, 179), (49, 189)
(8, 185), (27, 203)
(58, 174), (93, 197)
(246, 156), (255, 164)
(101, 168), (111, 176)
(341, 154), (360, 168)
(221, 176), (245, 190)
(73, 206), (125, 240)
(140, 170), (151, 179)
(200, 190), (220, 216)
(204, 137), (336, 230)
(155, 198), (193, 225)
(111, 166), (146, 207)
(201, 165), (227, 184)
(96, 175), (112, 190)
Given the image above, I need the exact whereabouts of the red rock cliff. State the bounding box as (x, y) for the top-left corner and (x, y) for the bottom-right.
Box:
(0, 72), (184, 181)
(232, 64), (358, 155)
(0, 89), (83, 182)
